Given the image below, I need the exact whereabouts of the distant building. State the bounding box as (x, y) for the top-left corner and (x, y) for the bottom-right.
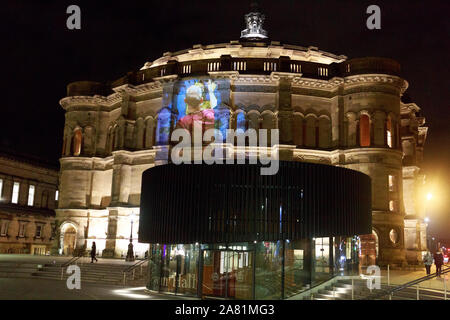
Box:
(0, 151), (58, 255)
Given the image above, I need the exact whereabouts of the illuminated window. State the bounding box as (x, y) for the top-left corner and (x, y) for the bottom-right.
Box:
(387, 117), (393, 148)
(359, 114), (371, 147)
(72, 128), (82, 156)
(28, 185), (35, 206)
(55, 190), (59, 201)
(389, 175), (395, 192)
(12, 182), (20, 204)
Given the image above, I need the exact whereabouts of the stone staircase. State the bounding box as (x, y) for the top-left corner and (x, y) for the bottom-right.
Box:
(303, 278), (448, 300)
(0, 259), (147, 286)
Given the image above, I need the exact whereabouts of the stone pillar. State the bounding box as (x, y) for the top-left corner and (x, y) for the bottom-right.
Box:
(103, 209), (118, 257)
(110, 152), (132, 206)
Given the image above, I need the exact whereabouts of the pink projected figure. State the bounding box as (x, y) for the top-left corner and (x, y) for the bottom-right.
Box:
(176, 80), (217, 136)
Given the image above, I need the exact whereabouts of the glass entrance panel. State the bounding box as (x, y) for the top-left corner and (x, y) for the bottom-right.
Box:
(314, 237), (331, 284)
(202, 249), (253, 299)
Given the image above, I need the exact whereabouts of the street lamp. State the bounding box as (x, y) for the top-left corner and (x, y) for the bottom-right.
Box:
(126, 212), (136, 262)
(426, 193), (433, 201)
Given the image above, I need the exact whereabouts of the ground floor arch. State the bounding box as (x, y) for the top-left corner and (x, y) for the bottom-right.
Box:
(60, 222), (78, 256)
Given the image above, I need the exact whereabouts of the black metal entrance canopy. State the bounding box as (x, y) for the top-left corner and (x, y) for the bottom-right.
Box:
(138, 161), (371, 244)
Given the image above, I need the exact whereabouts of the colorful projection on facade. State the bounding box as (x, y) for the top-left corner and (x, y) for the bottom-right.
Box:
(156, 78), (230, 145)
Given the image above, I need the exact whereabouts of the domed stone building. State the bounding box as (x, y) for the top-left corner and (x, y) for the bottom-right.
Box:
(54, 3), (427, 269)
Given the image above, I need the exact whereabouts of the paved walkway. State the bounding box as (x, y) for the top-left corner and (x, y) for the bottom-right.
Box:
(0, 277), (194, 300)
(0, 254), (138, 266)
(380, 267), (450, 291)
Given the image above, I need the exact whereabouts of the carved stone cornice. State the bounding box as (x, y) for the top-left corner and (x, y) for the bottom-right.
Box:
(270, 72), (303, 82)
(152, 74), (179, 83)
(208, 71), (239, 79)
(59, 93), (122, 110)
(112, 82), (163, 96)
(233, 75), (278, 85)
(344, 74), (407, 93)
(292, 77), (343, 89)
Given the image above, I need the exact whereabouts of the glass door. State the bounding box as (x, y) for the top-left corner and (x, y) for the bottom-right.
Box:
(201, 249), (253, 299)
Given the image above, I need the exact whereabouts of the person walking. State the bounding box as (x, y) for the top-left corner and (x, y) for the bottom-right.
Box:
(423, 250), (433, 275)
(433, 249), (444, 278)
(91, 241), (98, 263)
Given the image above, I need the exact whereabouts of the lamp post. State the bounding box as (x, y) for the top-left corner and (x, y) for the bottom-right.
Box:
(125, 212), (136, 262)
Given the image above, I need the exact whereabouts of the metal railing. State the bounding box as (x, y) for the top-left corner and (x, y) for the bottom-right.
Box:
(60, 252), (86, 280)
(361, 266), (450, 300)
(122, 259), (148, 285)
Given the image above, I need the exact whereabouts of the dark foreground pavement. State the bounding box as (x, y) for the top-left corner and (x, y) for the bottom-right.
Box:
(0, 277), (195, 300)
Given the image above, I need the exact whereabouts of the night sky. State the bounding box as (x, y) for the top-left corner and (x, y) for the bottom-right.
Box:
(1, 1), (449, 240)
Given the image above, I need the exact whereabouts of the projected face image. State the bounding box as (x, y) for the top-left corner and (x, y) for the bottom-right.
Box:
(175, 80), (218, 134)
(156, 78), (230, 145)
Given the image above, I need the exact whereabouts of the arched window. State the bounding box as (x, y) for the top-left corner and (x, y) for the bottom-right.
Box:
(72, 128), (82, 156)
(214, 107), (230, 142)
(156, 109), (171, 145)
(359, 114), (371, 147)
(247, 111), (260, 132)
(386, 117), (393, 148)
(236, 112), (246, 135)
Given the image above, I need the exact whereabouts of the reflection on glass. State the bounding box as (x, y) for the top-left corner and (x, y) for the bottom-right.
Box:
(148, 244), (161, 291)
(255, 241), (282, 299)
(284, 240), (307, 298)
(314, 237), (331, 285)
(176, 244), (199, 296)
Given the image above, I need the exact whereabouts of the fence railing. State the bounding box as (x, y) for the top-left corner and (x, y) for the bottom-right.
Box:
(122, 259), (148, 285)
(360, 266), (450, 300)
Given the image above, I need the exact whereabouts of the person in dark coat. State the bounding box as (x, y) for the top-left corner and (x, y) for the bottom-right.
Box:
(433, 250), (444, 278)
(423, 250), (433, 275)
(91, 241), (98, 263)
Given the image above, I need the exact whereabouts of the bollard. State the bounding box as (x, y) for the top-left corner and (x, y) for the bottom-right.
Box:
(141, 264), (143, 276)
(123, 273), (126, 285)
(417, 284), (420, 300)
(60, 267), (64, 280)
(133, 269), (135, 280)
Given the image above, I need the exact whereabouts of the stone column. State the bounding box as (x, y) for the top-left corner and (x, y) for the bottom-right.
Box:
(110, 152), (132, 206)
(103, 209), (118, 257)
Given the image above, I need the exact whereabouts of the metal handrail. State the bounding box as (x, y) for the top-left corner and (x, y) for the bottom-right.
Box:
(122, 259), (148, 285)
(361, 266), (450, 300)
(60, 252), (86, 280)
